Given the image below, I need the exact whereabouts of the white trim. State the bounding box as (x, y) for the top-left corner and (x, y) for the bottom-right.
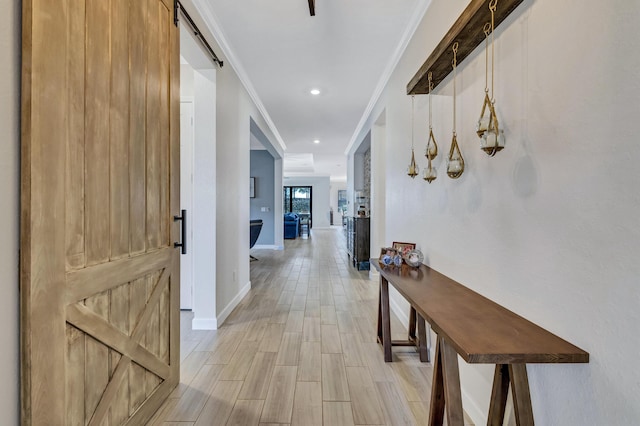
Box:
(191, 0), (287, 152)
(192, 317), (218, 330)
(345, 0), (433, 155)
(180, 96), (194, 103)
(252, 244), (281, 250)
(217, 281), (252, 326)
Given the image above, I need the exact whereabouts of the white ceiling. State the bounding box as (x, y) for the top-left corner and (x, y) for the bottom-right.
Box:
(198, 0), (428, 181)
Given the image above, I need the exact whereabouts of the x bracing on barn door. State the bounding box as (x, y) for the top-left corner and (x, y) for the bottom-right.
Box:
(65, 267), (171, 425)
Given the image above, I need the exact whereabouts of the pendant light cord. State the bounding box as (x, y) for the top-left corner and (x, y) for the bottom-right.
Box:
(452, 43), (458, 135)
(490, 0), (497, 102)
(484, 23), (491, 94)
(428, 73), (433, 129)
(411, 95), (415, 149)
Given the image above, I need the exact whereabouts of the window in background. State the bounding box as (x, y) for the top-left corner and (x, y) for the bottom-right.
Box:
(284, 186), (312, 228)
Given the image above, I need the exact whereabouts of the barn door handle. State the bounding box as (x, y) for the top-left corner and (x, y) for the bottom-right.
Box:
(174, 210), (187, 254)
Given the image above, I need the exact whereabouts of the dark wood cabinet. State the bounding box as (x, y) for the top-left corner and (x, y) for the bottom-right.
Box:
(346, 217), (370, 270)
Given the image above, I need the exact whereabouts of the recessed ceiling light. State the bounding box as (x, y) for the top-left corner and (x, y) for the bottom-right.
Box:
(313, 139), (320, 144)
(310, 89), (321, 95)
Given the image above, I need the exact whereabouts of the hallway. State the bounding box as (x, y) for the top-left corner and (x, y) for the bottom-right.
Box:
(147, 228), (472, 425)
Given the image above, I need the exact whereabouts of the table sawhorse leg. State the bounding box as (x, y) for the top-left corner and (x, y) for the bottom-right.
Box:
(428, 336), (464, 426)
(377, 275), (393, 362)
(416, 311), (430, 362)
(487, 364), (534, 426)
(377, 278), (430, 363)
(410, 306), (430, 362)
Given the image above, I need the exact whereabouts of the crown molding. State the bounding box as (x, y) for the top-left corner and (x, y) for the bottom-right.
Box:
(191, 0), (288, 152)
(344, 0), (432, 155)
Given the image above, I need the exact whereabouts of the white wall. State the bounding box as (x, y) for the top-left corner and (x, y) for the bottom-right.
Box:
(284, 176), (332, 229)
(0, 0), (19, 423)
(356, 0), (640, 424)
(215, 66), (252, 323)
(370, 120), (387, 270)
(180, 63), (194, 98)
(191, 69), (218, 329)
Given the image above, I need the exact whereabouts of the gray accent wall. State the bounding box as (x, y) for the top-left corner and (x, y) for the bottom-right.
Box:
(250, 150), (276, 245)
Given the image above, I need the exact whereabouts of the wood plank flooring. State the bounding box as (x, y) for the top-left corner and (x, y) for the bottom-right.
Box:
(148, 227), (474, 425)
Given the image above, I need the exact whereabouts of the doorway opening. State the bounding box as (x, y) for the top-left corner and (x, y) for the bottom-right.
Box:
(179, 23), (218, 329)
(180, 100), (195, 309)
(284, 186), (313, 229)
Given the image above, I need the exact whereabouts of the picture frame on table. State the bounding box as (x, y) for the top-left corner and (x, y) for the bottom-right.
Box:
(379, 247), (399, 267)
(380, 247), (398, 258)
(392, 241), (416, 258)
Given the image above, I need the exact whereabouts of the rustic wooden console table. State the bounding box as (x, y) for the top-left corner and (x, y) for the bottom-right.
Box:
(371, 260), (589, 426)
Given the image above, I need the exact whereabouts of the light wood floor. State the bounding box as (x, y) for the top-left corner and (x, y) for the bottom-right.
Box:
(147, 227), (473, 425)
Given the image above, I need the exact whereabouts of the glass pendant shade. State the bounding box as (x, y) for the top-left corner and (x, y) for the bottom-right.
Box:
(423, 156), (437, 183)
(481, 127), (505, 157)
(480, 98), (504, 157)
(426, 129), (438, 160)
(476, 92), (492, 138)
(407, 148), (419, 178)
(446, 133), (464, 179)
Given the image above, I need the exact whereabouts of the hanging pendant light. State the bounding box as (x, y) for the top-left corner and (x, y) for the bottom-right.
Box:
(479, 0), (505, 157)
(447, 42), (465, 179)
(423, 72), (437, 183)
(407, 95), (419, 178)
(477, 23), (493, 138)
(424, 154), (437, 183)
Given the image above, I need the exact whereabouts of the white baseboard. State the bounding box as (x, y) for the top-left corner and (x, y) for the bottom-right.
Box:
(192, 317), (217, 330)
(253, 244), (281, 250)
(217, 281), (251, 326)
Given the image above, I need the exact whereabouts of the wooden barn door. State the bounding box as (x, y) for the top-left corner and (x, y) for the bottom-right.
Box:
(21, 0), (180, 424)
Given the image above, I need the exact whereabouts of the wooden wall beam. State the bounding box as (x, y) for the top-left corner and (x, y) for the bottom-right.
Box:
(407, 0), (524, 94)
